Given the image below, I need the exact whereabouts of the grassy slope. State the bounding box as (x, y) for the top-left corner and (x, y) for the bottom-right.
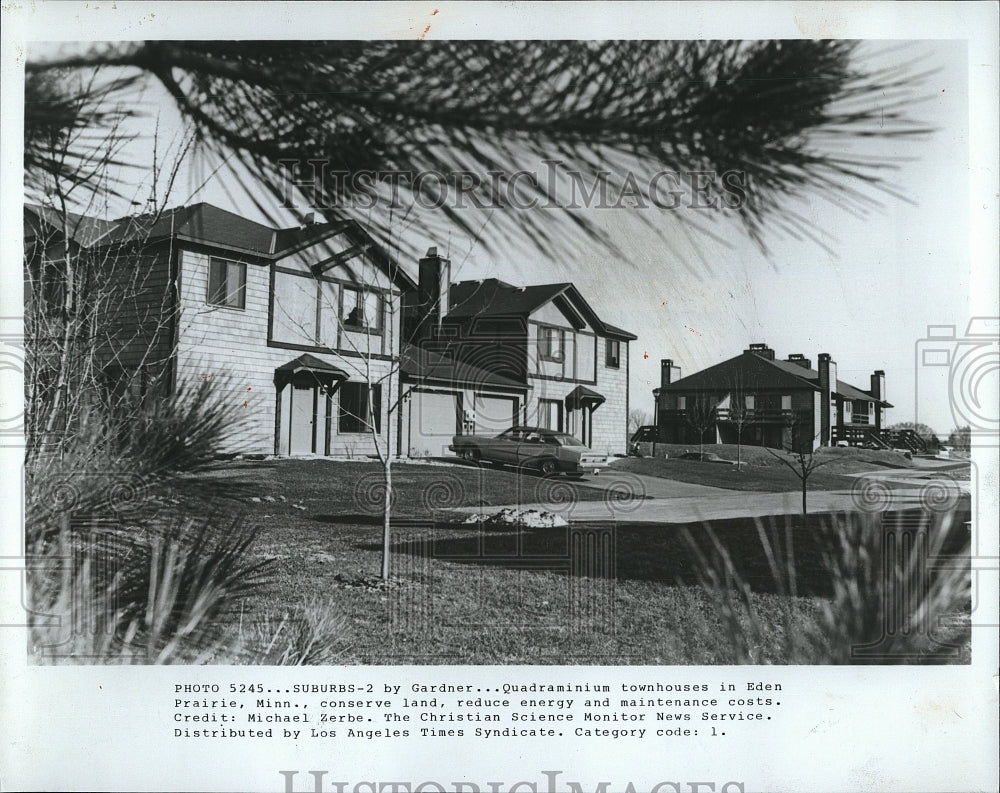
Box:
(635, 442), (916, 470)
(613, 444), (920, 492)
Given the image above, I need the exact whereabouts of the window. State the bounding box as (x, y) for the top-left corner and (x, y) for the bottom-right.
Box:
(538, 398), (563, 431)
(537, 326), (564, 362)
(272, 270), (319, 345)
(677, 396), (687, 410)
(744, 395), (756, 410)
(605, 339), (621, 368)
(342, 288), (381, 331)
(339, 382), (382, 434)
(781, 394), (792, 411)
(208, 257), (247, 309)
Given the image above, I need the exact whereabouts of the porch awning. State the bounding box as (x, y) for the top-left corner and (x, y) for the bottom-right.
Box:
(274, 353), (349, 387)
(565, 385), (606, 410)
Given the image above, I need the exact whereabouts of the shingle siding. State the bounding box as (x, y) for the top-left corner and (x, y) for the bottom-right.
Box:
(592, 342), (629, 454)
(175, 249), (398, 456)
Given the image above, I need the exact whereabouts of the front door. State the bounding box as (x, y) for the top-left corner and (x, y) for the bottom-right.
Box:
(538, 398), (563, 432)
(289, 383), (315, 455)
(572, 407), (592, 446)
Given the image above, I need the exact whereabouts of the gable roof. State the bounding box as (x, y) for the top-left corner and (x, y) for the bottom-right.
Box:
(659, 350), (892, 406)
(448, 279), (570, 318)
(565, 384), (606, 409)
(24, 204), (118, 248)
(659, 351), (817, 393)
(275, 353), (349, 378)
(105, 202), (277, 256)
(601, 321), (638, 341)
(767, 357), (892, 406)
(26, 201), (416, 290)
(445, 278), (637, 340)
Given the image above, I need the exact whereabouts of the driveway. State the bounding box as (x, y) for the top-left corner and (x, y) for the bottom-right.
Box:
(554, 469), (732, 499)
(447, 461), (968, 524)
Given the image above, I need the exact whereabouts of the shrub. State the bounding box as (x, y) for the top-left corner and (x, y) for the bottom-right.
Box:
(26, 379), (271, 664)
(682, 509), (971, 664)
(29, 515), (272, 664)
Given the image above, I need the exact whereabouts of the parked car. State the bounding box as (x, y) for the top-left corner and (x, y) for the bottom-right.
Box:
(450, 426), (610, 476)
(630, 425), (662, 444)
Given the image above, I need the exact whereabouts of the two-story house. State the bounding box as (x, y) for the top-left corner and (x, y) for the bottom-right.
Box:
(400, 248), (636, 457)
(652, 343), (895, 453)
(25, 202), (415, 457)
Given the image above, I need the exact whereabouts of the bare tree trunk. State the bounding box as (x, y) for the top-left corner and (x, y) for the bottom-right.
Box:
(381, 456), (392, 579)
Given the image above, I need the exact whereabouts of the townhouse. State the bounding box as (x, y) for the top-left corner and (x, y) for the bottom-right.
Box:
(25, 202), (414, 457)
(652, 343), (898, 454)
(26, 203), (636, 459)
(400, 248), (637, 457)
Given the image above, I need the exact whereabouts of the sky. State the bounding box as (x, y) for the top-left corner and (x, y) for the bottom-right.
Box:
(28, 38), (977, 436)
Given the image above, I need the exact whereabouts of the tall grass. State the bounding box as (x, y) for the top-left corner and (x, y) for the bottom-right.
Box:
(27, 378), (241, 534)
(26, 380), (275, 664)
(682, 509), (971, 664)
(30, 515), (271, 664)
(235, 598), (349, 665)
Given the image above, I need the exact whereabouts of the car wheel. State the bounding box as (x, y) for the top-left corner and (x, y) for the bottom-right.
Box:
(538, 458), (558, 477)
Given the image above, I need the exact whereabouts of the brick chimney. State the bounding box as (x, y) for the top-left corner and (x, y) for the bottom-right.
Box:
(745, 343), (775, 360)
(660, 358), (681, 388)
(870, 369), (886, 431)
(818, 353), (837, 446)
(784, 353), (812, 369)
(416, 246), (451, 339)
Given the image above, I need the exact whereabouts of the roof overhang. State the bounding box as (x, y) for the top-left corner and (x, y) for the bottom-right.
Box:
(274, 354), (350, 388)
(565, 385), (606, 410)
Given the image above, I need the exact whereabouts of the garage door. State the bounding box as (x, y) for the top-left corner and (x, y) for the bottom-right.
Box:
(409, 391), (460, 457)
(474, 394), (518, 436)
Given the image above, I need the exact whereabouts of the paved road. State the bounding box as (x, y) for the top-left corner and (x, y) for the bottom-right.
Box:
(451, 460), (970, 523)
(558, 470), (733, 499)
(453, 485), (948, 523)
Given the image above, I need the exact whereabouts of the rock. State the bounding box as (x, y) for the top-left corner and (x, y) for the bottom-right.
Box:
(451, 508), (568, 528)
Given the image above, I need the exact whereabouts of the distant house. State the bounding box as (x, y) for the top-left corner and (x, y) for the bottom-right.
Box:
(25, 202), (415, 457)
(400, 248), (636, 457)
(652, 343), (894, 453)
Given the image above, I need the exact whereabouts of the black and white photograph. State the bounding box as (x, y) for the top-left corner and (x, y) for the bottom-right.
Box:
(1, 2), (997, 792)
